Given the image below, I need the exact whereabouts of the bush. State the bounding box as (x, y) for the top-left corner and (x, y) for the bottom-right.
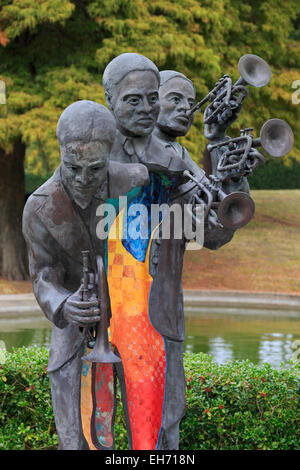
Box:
(182, 353), (300, 450)
(0, 347), (299, 450)
(0, 347), (57, 450)
(248, 156), (300, 189)
(25, 172), (52, 195)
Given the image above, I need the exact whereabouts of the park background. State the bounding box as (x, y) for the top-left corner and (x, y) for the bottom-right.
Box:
(0, 0), (299, 451)
(0, 0), (299, 292)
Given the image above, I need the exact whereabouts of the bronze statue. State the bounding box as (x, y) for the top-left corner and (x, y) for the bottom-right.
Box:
(103, 57), (292, 449)
(22, 100), (149, 449)
(103, 53), (187, 175)
(23, 54), (293, 451)
(102, 55), (244, 450)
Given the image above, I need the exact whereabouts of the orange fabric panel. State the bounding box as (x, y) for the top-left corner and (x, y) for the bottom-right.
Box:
(81, 355), (98, 451)
(81, 353), (115, 450)
(107, 210), (166, 450)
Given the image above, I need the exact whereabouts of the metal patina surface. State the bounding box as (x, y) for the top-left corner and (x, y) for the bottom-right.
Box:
(22, 53), (293, 450)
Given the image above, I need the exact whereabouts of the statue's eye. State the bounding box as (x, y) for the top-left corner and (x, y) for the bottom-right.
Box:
(172, 96), (180, 104)
(128, 97), (140, 106)
(149, 95), (158, 104)
(70, 166), (78, 171)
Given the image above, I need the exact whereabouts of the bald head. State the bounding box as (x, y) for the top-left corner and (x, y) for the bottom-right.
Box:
(56, 100), (116, 147)
(57, 100), (116, 209)
(156, 70), (195, 138)
(102, 53), (160, 137)
(103, 53), (160, 107)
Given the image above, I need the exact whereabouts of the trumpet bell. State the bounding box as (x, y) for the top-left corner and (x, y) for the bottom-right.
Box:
(218, 192), (255, 230)
(260, 118), (294, 157)
(82, 320), (122, 364)
(238, 54), (271, 88)
(83, 347), (121, 364)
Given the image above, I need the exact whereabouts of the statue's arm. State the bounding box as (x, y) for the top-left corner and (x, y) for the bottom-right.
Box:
(208, 145), (250, 194)
(108, 161), (149, 197)
(22, 199), (71, 329)
(178, 166), (236, 251)
(184, 146), (250, 195)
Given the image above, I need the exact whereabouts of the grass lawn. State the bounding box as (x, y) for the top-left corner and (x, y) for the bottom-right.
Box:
(183, 190), (300, 294)
(0, 190), (299, 295)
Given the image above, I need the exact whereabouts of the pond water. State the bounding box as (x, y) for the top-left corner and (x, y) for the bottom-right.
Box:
(0, 307), (299, 369)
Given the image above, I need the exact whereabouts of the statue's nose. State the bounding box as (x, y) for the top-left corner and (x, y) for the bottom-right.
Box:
(76, 169), (89, 185)
(178, 98), (190, 112)
(140, 97), (152, 113)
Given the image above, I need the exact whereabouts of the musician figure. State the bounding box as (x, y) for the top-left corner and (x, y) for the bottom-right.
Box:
(102, 56), (242, 450)
(22, 100), (149, 449)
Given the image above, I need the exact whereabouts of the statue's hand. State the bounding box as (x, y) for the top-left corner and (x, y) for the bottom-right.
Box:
(205, 100), (242, 142)
(63, 286), (100, 327)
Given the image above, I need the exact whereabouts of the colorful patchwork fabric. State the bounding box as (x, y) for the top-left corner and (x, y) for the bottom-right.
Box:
(107, 209), (166, 450)
(80, 174), (177, 450)
(81, 351), (115, 450)
(122, 173), (177, 262)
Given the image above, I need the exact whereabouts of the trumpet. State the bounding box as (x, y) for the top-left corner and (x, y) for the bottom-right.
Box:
(207, 119), (294, 181)
(188, 54), (271, 126)
(184, 170), (255, 230)
(81, 251), (121, 364)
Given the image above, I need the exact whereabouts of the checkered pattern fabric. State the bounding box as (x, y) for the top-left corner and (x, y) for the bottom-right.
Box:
(107, 210), (166, 450)
(81, 354), (115, 450)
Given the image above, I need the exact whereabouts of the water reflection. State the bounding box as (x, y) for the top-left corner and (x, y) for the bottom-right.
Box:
(258, 333), (294, 369)
(0, 308), (299, 369)
(0, 317), (51, 352)
(184, 307), (300, 368)
(208, 337), (233, 363)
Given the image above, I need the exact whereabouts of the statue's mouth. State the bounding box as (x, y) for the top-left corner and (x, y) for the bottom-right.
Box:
(175, 114), (189, 124)
(137, 117), (154, 125)
(74, 185), (93, 193)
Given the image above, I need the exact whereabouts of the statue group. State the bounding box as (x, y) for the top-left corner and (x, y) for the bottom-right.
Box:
(22, 53), (293, 450)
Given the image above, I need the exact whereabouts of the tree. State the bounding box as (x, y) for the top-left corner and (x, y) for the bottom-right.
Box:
(0, 0), (102, 279)
(0, 0), (299, 279)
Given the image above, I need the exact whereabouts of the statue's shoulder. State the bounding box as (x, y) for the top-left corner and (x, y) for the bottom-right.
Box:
(145, 134), (187, 175)
(32, 168), (61, 197)
(23, 168), (61, 217)
(109, 129), (128, 163)
(108, 160), (149, 198)
(148, 133), (175, 156)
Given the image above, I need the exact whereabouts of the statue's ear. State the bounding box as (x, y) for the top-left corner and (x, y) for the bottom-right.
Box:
(105, 92), (113, 111)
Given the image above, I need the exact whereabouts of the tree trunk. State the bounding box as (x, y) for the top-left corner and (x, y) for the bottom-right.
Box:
(0, 139), (29, 280)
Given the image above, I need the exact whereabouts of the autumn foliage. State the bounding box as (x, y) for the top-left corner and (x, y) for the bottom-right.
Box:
(0, 0), (299, 174)
(0, 0), (299, 279)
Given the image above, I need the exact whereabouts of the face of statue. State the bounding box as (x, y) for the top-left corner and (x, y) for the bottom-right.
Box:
(156, 76), (195, 137)
(60, 140), (109, 209)
(110, 70), (160, 137)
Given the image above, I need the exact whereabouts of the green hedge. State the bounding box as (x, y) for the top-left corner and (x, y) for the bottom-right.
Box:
(248, 156), (300, 190)
(182, 353), (299, 450)
(0, 347), (57, 450)
(24, 156), (300, 196)
(0, 347), (299, 450)
(25, 172), (52, 195)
